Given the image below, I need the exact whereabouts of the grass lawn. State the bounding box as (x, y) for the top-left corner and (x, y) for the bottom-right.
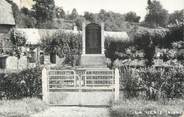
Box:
(0, 98), (48, 117)
(110, 98), (184, 117)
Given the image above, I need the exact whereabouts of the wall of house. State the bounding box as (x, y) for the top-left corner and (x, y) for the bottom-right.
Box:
(0, 54), (66, 73)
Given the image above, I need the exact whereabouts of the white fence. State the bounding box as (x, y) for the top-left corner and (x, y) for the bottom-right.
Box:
(42, 67), (120, 106)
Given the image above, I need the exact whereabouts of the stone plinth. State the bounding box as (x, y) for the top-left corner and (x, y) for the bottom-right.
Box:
(80, 54), (106, 67)
(81, 22), (106, 67)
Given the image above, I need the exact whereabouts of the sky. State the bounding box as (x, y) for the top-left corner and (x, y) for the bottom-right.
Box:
(55, 0), (184, 20)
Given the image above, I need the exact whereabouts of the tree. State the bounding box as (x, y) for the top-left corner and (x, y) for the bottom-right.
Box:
(75, 16), (85, 30)
(20, 7), (37, 28)
(169, 9), (184, 24)
(144, 0), (169, 27)
(55, 7), (65, 18)
(84, 12), (95, 22)
(70, 8), (78, 20)
(125, 12), (140, 23)
(32, 0), (55, 28)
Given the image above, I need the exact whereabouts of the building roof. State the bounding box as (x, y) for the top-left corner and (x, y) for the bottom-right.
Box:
(0, 0), (15, 25)
(15, 28), (129, 45)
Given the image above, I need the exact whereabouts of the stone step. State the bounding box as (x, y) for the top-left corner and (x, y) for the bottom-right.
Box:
(80, 54), (106, 66)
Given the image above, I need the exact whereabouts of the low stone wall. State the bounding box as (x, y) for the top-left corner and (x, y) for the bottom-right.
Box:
(6, 56), (33, 71)
(1, 55), (65, 73)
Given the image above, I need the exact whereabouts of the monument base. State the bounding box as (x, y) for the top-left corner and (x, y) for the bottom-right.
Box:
(80, 54), (106, 67)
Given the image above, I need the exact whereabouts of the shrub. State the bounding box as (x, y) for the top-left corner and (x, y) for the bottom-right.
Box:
(41, 31), (82, 66)
(120, 66), (144, 98)
(0, 67), (42, 99)
(120, 66), (184, 100)
(139, 67), (184, 100)
(10, 29), (26, 46)
(105, 36), (132, 68)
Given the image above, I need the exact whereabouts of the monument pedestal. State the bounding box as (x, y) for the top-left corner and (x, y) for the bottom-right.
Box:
(80, 54), (106, 67)
(80, 23), (106, 67)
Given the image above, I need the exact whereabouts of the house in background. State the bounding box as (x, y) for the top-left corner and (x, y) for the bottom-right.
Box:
(0, 0), (15, 70)
(14, 27), (129, 67)
(0, 0), (15, 33)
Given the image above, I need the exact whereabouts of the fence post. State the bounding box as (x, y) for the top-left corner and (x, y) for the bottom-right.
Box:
(115, 68), (120, 102)
(42, 67), (48, 104)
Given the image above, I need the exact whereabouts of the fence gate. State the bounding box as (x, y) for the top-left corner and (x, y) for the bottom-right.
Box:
(42, 68), (120, 106)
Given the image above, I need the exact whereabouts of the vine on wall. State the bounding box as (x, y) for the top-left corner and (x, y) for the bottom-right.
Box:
(41, 31), (82, 65)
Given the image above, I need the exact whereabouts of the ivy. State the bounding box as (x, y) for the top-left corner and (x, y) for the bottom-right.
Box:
(41, 31), (82, 65)
(9, 29), (26, 58)
(10, 29), (26, 46)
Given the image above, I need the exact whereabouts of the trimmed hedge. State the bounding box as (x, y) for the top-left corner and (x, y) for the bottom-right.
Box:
(0, 67), (42, 99)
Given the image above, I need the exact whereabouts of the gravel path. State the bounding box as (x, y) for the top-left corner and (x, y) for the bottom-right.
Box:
(31, 106), (110, 117)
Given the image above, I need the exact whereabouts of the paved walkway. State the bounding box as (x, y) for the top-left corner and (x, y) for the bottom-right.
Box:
(31, 106), (110, 117)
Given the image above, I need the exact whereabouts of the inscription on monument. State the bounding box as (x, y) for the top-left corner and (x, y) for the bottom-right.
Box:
(85, 23), (101, 54)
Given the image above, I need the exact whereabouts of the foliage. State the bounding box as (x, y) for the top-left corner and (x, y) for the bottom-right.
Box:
(105, 36), (132, 68)
(9, 29), (26, 58)
(10, 29), (26, 45)
(32, 0), (55, 28)
(144, 0), (169, 27)
(140, 67), (184, 99)
(69, 8), (78, 20)
(74, 16), (85, 30)
(84, 12), (96, 22)
(131, 24), (184, 66)
(19, 7), (37, 28)
(125, 12), (140, 23)
(41, 31), (82, 66)
(105, 23), (183, 67)
(96, 10), (127, 31)
(133, 29), (157, 66)
(0, 67), (42, 99)
(83, 9), (132, 31)
(120, 66), (184, 100)
(120, 67), (142, 98)
(55, 6), (65, 18)
(169, 9), (184, 24)
(166, 23), (184, 47)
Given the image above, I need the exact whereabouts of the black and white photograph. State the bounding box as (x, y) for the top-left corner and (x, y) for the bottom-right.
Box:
(0, 0), (184, 116)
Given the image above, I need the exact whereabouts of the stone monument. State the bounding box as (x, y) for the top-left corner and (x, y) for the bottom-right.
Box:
(80, 22), (106, 66)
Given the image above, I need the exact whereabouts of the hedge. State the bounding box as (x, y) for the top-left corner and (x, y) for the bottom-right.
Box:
(105, 24), (184, 67)
(0, 67), (42, 99)
(120, 66), (184, 100)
